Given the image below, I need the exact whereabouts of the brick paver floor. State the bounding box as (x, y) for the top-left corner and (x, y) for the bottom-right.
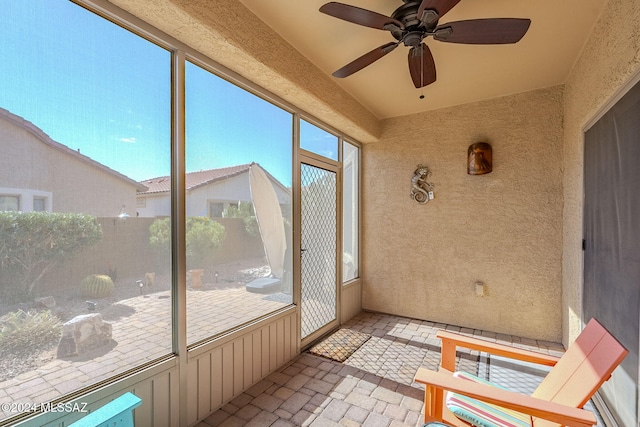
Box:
(1, 301), (603, 427)
(195, 311), (589, 427)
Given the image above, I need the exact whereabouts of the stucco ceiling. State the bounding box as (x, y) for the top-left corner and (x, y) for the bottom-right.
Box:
(238, 0), (607, 119)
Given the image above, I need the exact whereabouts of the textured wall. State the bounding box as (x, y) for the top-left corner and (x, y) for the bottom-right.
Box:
(562, 0), (640, 344)
(362, 86), (564, 341)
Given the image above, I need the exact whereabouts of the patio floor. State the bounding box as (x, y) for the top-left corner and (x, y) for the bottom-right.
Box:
(0, 290), (604, 426)
(195, 311), (605, 427)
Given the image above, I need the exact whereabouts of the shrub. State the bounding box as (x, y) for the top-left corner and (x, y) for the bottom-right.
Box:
(0, 310), (62, 356)
(149, 217), (226, 269)
(80, 274), (115, 298)
(0, 212), (103, 300)
(222, 201), (260, 237)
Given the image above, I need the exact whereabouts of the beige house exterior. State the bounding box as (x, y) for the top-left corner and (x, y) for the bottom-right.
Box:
(0, 107), (146, 217)
(136, 163), (291, 218)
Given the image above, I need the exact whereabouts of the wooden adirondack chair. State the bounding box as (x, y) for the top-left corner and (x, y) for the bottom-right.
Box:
(414, 318), (627, 427)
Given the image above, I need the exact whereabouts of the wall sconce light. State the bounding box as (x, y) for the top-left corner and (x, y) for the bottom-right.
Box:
(117, 205), (130, 219)
(467, 142), (492, 175)
(114, 205), (129, 226)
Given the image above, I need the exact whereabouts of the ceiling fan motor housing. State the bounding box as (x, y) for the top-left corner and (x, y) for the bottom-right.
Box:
(390, 1), (439, 45)
(403, 32), (424, 47)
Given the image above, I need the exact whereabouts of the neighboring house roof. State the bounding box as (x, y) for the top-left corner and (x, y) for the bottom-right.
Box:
(0, 107), (148, 192)
(138, 163), (291, 197)
(138, 164), (252, 195)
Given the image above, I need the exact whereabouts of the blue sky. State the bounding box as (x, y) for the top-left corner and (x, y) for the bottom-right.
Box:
(0, 0), (337, 185)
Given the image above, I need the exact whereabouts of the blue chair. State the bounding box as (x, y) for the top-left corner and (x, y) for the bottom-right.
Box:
(69, 392), (141, 427)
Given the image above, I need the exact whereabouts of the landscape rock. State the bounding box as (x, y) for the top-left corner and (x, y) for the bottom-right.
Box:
(56, 313), (112, 358)
(34, 296), (56, 309)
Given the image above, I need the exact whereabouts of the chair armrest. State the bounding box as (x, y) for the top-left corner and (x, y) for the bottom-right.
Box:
(414, 368), (596, 427)
(437, 330), (561, 367)
(69, 392), (142, 427)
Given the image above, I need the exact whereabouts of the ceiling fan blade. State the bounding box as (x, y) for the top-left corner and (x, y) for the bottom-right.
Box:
(320, 2), (404, 31)
(332, 42), (399, 78)
(435, 18), (531, 44)
(408, 44), (437, 88)
(417, 0), (461, 20)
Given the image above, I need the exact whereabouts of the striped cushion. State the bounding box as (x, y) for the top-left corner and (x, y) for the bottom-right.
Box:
(446, 371), (532, 427)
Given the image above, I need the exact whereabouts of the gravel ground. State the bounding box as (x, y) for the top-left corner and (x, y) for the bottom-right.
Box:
(0, 347), (57, 383)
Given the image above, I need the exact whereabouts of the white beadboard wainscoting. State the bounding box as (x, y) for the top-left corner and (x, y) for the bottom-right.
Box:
(341, 280), (362, 323)
(186, 308), (299, 425)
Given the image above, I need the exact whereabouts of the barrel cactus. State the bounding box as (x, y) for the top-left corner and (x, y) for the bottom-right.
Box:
(80, 274), (114, 298)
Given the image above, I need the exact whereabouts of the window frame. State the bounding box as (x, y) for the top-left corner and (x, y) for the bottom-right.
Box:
(0, 194), (20, 211)
(1, 1), (364, 423)
(342, 139), (361, 284)
(1, 3), (177, 424)
(32, 196), (46, 212)
(207, 201), (225, 218)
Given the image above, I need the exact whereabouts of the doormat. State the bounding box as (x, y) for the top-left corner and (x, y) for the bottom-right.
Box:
(308, 329), (371, 362)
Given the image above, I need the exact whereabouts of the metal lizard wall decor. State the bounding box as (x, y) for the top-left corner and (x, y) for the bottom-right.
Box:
(410, 165), (434, 204)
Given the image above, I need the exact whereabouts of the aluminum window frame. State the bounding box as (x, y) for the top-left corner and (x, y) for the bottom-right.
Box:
(2, 1), (365, 424)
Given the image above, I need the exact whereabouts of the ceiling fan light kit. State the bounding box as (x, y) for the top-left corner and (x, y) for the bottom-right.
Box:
(320, 0), (531, 89)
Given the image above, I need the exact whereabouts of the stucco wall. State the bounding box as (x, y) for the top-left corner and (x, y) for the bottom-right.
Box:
(136, 193), (170, 218)
(562, 0), (640, 345)
(362, 86), (564, 341)
(0, 110), (140, 217)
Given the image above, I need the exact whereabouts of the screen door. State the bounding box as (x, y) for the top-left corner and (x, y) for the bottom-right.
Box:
(299, 159), (339, 342)
(583, 79), (640, 427)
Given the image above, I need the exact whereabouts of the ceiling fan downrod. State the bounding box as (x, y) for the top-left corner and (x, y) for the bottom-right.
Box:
(419, 45), (425, 99)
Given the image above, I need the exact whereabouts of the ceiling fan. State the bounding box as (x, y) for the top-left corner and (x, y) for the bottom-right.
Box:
(319, 0), (531, 89)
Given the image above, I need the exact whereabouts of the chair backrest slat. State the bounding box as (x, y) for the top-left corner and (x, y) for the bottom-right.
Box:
(531, 318), (627, 426)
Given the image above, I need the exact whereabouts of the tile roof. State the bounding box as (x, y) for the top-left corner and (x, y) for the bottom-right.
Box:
(138, 164), (252, 194)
